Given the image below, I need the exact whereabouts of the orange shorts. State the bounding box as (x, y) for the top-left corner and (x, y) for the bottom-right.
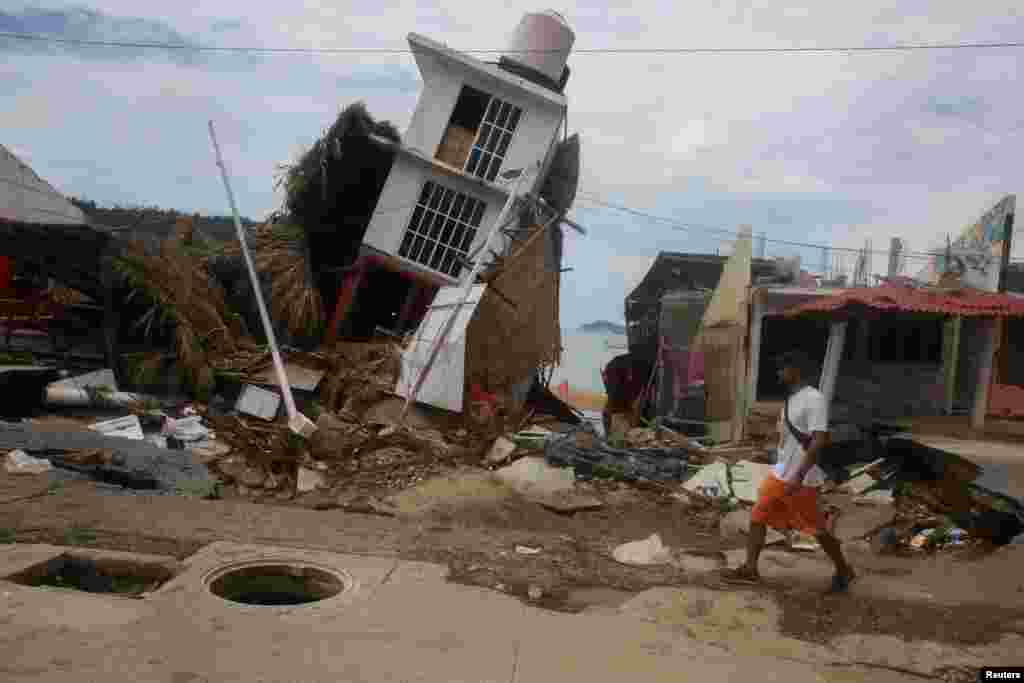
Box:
(750, 473), (824, 536)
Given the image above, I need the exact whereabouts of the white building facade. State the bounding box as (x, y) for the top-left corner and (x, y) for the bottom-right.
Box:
(363, 13), (574, 285)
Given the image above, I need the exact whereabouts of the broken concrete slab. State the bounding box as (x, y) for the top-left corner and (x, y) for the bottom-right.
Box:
(296, 466), (326, 493)
(0, 422), (210, 491)
(683, 459), (773, 503)
(496, 456), (575, 498)
(612, 534), (673, 566)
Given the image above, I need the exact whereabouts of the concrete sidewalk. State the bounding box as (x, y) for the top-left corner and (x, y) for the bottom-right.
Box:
(0, 541), (948, 683)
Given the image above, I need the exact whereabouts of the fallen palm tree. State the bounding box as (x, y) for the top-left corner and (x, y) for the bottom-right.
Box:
(114, 236), (255, 398)
(212, 222), (324, 340)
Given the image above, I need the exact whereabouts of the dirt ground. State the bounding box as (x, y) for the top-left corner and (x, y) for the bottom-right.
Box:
(3, 467), (1024, 659)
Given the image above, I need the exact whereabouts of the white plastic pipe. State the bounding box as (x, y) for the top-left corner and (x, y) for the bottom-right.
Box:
(402, 162), (538, 419)
(45, 385), (147, 408)
(207, 121), (315, 438)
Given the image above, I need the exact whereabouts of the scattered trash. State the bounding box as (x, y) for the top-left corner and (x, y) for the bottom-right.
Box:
(527, 585), (544, 600)
(612, 533), (673, 566)
(89, 415), (144, 441)
(516, 545), (542, 555)
(161, 415), (210, 443)
(235, 385), (281, 421)
(486, 436), (517, 465)
(4, 449), (52, 475)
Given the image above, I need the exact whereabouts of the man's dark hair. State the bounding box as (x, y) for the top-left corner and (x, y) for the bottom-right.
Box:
(776, 350), (816, 377)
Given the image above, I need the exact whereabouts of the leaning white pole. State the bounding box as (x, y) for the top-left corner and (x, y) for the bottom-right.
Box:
(402, 162), (537, 419)
(208, 121), (315, 437)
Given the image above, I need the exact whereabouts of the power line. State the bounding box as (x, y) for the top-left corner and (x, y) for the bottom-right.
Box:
(573, 193), (938, 262)
(4, 31), (1024, 55)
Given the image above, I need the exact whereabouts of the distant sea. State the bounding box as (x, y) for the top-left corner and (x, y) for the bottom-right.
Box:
(548, 330), (628, 394)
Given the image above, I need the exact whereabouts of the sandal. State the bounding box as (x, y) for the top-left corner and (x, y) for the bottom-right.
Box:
(719, 566), (762, 586)
(826, 571), (857, 594)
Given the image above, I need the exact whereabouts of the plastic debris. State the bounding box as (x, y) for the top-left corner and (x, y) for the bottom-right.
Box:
(4, 449), (52, 475)
(161, 415), (209, 443)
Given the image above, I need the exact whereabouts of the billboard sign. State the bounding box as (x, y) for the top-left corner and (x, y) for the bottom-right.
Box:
(917, 195), (1016, 292)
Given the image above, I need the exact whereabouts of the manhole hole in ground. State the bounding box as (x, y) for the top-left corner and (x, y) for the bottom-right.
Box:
(207, 563), (349, 606)
(6, 553), (175, 596)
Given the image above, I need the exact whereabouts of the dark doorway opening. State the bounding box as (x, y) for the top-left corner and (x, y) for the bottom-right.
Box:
(345, 265), (413, 339)
(756, 316), (831, 399)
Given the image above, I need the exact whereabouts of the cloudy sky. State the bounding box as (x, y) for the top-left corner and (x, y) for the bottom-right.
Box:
(3, 1), (1024, 328)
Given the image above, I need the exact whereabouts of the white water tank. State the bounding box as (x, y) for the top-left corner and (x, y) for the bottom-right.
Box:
(502, 10), (575, 86)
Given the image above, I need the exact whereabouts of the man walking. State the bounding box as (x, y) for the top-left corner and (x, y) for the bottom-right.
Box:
(722, 350), (856, 593)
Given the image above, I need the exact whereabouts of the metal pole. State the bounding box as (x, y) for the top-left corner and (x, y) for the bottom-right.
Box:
(402, 162), (537, 418)
(208, 121), (315, 437)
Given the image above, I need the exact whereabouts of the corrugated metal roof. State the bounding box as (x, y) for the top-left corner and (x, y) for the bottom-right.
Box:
(784, 285), (1024, 318)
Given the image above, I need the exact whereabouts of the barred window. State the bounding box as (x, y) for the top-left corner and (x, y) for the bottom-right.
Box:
(464, 96), (522, 182)
(398, 180), (487, 278)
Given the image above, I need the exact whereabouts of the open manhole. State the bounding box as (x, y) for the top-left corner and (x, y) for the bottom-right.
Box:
(6, 553), (175, 596)
(207, 563), (348, 606)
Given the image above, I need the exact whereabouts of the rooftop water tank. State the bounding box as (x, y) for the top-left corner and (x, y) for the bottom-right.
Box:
(500, 10), (575, 91)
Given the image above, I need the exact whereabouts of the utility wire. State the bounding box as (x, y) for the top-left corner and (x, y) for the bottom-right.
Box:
(4, 31), (1024, 55)
(573, 193), (938, 262)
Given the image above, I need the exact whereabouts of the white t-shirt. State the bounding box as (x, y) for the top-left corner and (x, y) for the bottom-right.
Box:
(775, 386), (828, 487)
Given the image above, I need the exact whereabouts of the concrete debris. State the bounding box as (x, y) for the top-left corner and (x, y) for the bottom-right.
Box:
(495, 456), (576, 498)
(527, 585), (544, 600)
(296, 466), (326, 493)
(89, 415), (144, 441)
(515, 545), (542, 555)
(612, 533), (673, 566)
(486, 436), (517, 465)
(683, 460), (773, 504)
(4, 449), (52, 475)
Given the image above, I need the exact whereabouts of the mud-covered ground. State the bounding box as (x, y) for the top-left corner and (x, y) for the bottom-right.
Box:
(3, 468), (1024, 662)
